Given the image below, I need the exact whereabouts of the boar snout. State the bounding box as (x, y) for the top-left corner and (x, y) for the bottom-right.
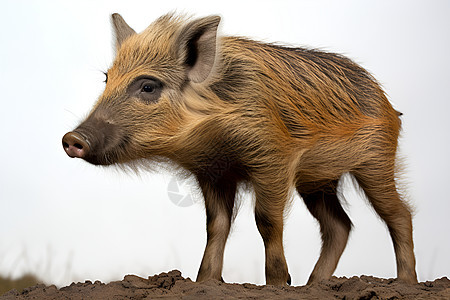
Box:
(62, 131), (90, 159)
(63, 114), (126, 166)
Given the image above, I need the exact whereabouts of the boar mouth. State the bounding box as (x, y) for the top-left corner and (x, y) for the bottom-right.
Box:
(80, 132), (130, 166)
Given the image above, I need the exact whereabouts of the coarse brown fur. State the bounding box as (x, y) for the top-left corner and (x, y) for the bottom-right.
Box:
(62, 13), (417, 285)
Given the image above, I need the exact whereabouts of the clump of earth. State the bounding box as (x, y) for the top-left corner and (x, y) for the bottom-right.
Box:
(1, 270), (449, 299)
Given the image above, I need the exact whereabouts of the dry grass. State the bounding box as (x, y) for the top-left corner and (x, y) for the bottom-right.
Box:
(0, 273), (41, 295)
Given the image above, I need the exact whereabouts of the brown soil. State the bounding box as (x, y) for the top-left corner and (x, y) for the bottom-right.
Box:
(1, 270), (449, 299)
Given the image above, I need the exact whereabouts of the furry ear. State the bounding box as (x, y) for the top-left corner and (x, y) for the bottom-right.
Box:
(111, 13), (136, 51)
(176, 16), (221, 83)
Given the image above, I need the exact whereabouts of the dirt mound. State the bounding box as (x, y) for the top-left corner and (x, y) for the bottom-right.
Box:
(1, 270), (449, 299)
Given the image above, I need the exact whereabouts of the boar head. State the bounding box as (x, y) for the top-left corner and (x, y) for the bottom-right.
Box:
(62, 13), (221, 166)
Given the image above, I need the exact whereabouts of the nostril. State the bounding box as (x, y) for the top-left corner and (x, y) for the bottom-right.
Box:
(62, 131), (90, 159)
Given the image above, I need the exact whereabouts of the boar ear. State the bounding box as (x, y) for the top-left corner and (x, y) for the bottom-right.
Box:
(177, 16), (221, 83)
(111, 13), (136, 50)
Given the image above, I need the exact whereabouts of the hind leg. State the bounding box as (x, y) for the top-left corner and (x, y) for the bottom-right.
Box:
(298, 180), (352, 284)
(353, 164), (417, 284)
(252, 176), (291, 286)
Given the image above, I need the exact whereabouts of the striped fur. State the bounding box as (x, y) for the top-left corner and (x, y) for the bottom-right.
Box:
(65, 13), (417, 285)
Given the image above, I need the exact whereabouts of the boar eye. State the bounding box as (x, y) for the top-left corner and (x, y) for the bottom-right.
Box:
(128, 76), (163, 103)
(142, 83), (156, 93)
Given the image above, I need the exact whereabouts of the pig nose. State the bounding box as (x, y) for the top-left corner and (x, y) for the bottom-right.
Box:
(62, 132), (90, 158)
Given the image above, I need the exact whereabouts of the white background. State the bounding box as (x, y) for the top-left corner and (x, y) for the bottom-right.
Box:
(0, 0), (449, 287)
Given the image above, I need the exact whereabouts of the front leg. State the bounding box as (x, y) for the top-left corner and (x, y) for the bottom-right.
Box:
(196, 176), (237, 282)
